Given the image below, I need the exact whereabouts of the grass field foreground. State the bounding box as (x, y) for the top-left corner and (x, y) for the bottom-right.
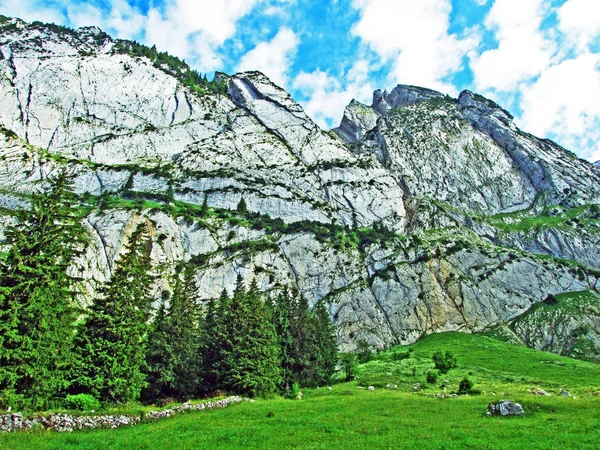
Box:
(2, 332), (600, 449)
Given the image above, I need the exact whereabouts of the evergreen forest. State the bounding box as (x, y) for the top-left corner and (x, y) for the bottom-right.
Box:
(0, 172), (338, 411)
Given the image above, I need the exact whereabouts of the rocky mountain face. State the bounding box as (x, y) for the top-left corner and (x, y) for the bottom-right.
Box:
(1, 17), (599, 358)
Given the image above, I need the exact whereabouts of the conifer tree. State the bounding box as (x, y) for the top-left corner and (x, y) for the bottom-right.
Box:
(223, 279), (281, 397)
(0, 170), (88, 409)
(145, 265), (202, 400)
(201, 287), (234, 395)
(142, 298), (173, 402)
(272, 288), (298, 393)
(310, 301), (338, 386)
(72, 222), (154, 404)
(236, 197), (247, 215)
(289, 292), (317, 386)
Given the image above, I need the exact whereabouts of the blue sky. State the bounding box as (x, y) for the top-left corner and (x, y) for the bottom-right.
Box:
(2, 0), (599, 161)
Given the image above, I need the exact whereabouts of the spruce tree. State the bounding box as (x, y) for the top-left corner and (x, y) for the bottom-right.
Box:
(72, 222), (154, 404)
(236, 197), (247, 215)
(310, 301), (338, 386)
(145, 265), (201, 400)
(0, 170), (88, 409)
(142, 298), (173, 402)
(201, 289), (229, 395)
(272, 288), (295, 394)
(289, 291), (317, 386)
(223, 279), (281, 397)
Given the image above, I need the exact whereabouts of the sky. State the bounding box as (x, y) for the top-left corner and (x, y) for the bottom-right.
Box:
(1, 0), (599, 161)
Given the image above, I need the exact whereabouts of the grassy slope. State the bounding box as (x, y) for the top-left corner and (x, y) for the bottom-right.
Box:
(3, 332), (600, 449)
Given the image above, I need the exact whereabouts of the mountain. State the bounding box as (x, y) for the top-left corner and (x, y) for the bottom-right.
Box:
(1, 16), (599, 358)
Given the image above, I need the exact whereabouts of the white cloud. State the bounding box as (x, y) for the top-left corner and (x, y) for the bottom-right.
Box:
(237, 28), (298, 87)
(558, 0), (600, 50)
(0, 0), (65, 25)
(351, 0), (478, 93)
(293, 60), (375, 128)
(143, 0), (263, 71)
(470, 0), (555, 92)
(518, 52), (600, 161)
(67, 3), (105, 29)
(106, 0), (146, 40)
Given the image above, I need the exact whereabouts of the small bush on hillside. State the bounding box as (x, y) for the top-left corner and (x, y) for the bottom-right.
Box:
(339, 353), (359, 381)
(457, 377), (480, 395)
(432, 350), (457, 374)
(389, 351), (410, 362)
(426, 370), (439, 384)
(355, 340), (373, 364)
(64, 394), (101, 411)
(286, 383), (301, 400)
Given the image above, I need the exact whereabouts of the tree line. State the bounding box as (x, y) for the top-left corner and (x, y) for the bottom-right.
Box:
(0, 172), (337, 410)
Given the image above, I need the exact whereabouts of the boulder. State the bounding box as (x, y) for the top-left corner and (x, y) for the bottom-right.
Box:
(487, 400), (524, 416)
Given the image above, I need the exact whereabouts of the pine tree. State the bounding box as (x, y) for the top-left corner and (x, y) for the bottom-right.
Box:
(223, 279), (281, 397)
(72, 222), (154, 404)
(289, 291), (316, 386)
(0, 170), (88, 409)
(200, 289), (230, 395)
(200, 195), (209, 218)
(236, 197), (247, 215)
(272, 288), (295, 394)
(142, 296), (173, 402)
(310, 301), (338, 386)
(163, 266), (202, 399)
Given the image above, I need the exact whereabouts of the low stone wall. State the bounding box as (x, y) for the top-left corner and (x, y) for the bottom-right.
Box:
(0, 395), (245, 433)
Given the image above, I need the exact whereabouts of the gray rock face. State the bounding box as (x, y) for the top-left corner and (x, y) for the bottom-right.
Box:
(0, 19), (599, 355)
(332, 99), (380, 144)
(510, 291), (600, 361)
(373, 85), (445, 115)
(336, 88), (600, 215)
(333, 85), (445, 144)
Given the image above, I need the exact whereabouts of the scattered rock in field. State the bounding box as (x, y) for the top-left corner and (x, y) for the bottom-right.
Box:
(368, 386), (375, 391)
(559, 391), (571, 397)
(424, 393), (459, 399)
(486, 400), (524, 416)
(529, 388), (551, 396)
(327, 387), (332, 390)
(385, 384), (398, 389)
(413, 383), (421, 392)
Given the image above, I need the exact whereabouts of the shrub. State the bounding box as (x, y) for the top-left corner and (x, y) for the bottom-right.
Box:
(355, 340), (373, 364)
(339, 353), (359, 381)
(457, 377), (479, 395)
(390, 351), (410, 362)
(426, 370), (439, 384)
(286, 383), (301, 400)
(63, 394), (101, 411)
(432, 350), (457, 374)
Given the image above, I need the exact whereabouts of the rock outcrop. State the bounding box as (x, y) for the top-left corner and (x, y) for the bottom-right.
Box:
(0, 17), (599, 356)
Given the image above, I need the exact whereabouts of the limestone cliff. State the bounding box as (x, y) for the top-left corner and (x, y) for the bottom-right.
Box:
(1, 17), (599, 356)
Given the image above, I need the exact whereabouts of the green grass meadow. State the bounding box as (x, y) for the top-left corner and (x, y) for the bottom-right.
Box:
(3, 332), (600, 450)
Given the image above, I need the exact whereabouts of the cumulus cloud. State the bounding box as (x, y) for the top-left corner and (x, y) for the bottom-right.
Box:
(470, 0), (555, 92)
(351, 0), (478, 93)
(145, 0), (262, 71)
(105, 0), (146, 39)
(0, 0), (65, 25)
(558, 0), (600, 50)
(519, 52), (600, 161)
(292, 60), (375, 128)
(237, 28), (298, 87)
